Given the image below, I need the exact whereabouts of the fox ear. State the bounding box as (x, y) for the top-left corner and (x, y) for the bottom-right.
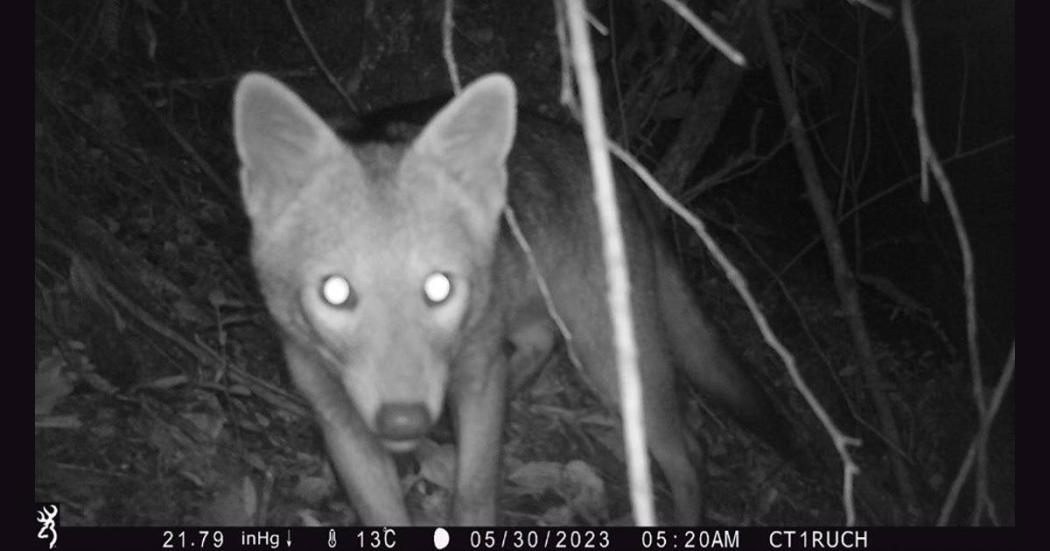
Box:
(232, 73), (342, 224)
(412, 74), (517, 218)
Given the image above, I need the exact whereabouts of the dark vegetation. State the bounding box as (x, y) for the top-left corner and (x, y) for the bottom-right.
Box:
(35, 0), (1013, 526)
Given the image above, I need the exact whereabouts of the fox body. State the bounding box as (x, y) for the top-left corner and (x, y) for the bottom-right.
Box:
(233, 73), (781, 525)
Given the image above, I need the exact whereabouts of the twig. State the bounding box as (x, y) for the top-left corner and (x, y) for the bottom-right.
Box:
(609, 140), (861, 524)
(902, 0), (987, 524)
(442, 0), (461, 93)
(846, 0), (894, 20)
(504, 208), (583, 371)
(659, 0), (748, 67)
(937, 344), (1014, 525)
(284, 0), (358, 114)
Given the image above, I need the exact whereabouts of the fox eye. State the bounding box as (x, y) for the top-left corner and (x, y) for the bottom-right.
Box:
(422, 272), (453, 306)
(320, 274), (357, 308)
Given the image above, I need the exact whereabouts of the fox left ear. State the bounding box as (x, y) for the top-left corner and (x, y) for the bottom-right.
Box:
(232, 73), (345, 226)
(412, 74), (517, 219)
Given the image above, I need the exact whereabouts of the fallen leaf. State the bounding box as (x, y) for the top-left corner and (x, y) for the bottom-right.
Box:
(507, 461), (562, 496)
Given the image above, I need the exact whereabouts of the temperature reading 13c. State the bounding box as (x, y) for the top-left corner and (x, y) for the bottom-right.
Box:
(356, 528), (397, 549)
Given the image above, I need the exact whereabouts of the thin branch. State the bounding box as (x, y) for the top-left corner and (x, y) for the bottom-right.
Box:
(284, 0), (358, 114)
(937, 343), (1014, 525)
(504, 209), (583, 371)
(609, 140), (861, 525)
(846, 0), (894, 20)
(442, 0), (461, 93)
(902, 0), (987, 524)
(902, 0), (984, 424)
(659, 0), (748, 67)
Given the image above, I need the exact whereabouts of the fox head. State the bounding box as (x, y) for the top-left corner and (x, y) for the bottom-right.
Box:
(233, 74), (517, 451)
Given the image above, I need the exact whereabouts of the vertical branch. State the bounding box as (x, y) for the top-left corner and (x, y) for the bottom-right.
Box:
(901, 0), (987, 524)
(937, 344), (1013, 525)
(284, 0), (357, 114)
(442, 0), (461, 93)
(755, 0), (918, 517)
(563, 0), (655, 527)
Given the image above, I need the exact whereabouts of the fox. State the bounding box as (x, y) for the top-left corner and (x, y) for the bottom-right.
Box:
(232, 72), (787, 525)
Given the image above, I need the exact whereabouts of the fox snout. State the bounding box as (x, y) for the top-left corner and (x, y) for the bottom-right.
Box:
(339, 350), (449, 453)
(375, 402), (432, 444)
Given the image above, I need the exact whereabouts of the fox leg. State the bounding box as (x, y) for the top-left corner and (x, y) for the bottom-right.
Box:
(448, 338), (510, 525)
(506, 307), (560, 395)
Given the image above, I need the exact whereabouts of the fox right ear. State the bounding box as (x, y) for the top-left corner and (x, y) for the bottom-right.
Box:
(232, 73), (342, 224)
(410, 74), (517, 236)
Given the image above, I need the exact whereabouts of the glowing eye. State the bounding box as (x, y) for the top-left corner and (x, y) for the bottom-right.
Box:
(422, 272), (453, 305)
(320, 275), (356, 308)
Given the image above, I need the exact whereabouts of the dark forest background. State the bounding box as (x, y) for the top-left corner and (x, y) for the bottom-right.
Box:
(35, 0), (1013, 527)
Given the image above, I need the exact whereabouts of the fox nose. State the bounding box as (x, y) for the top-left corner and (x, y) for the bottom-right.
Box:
(375, 402), (431, 441)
